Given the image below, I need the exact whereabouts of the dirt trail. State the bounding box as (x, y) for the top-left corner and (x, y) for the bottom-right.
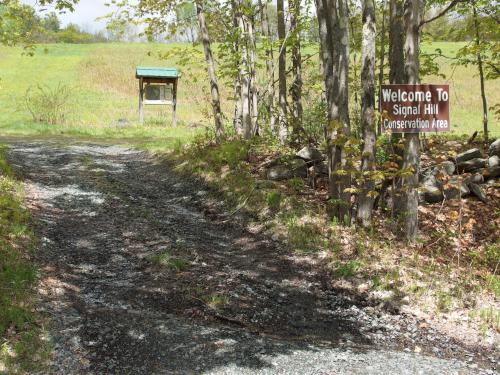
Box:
(6, 141), (495, 374)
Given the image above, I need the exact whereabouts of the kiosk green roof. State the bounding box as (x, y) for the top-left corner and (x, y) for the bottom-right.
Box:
(136, 67), (180, 79)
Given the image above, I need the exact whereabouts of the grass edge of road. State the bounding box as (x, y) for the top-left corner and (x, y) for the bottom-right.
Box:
(0, 144), (51, 374)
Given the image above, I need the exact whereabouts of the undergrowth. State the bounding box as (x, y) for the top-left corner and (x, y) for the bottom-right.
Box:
(169, 133), (499, 342)
(0, 145), (50, 373)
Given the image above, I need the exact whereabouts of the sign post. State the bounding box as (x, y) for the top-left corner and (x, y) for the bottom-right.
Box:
(380, 84), (450, 133)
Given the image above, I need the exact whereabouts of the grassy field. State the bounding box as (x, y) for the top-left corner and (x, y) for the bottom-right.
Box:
(0, 42), (498, 142)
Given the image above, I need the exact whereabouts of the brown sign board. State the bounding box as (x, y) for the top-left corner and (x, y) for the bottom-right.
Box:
(380, 84), (450, 133)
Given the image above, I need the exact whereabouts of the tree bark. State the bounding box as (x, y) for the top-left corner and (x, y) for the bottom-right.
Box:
(248, 10), (259, 136)
(389, 0), (406, 84)
(336, 0), (351, 223)
(196, 1), (224, 142)
(389, 0), (406, 218)
(402, 0), (422, 242)
(261, 0), (276, 134)
(358, 0), (376, 227)
(290, 0), (303, 134)
(315, 0), (334, 112)
(277, 0), (288, 144)
(232, 0), (243, 136)
(377, 0), (387, 136)
(237, 4), (252, 139)
(473, 3), (488, 142)
(316, 0), (351, 223)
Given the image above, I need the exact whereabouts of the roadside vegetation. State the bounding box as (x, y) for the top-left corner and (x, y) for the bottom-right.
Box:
(0, 146), (50, 373)
(170, 133), (499, 345)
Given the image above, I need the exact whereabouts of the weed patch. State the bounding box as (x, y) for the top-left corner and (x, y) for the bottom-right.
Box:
(149, 250), (189, 272)
(334, 260), (363, 278)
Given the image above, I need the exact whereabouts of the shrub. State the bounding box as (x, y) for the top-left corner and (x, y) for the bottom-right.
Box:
(302, 99), (327, 144)
(24, 83), (73, 125)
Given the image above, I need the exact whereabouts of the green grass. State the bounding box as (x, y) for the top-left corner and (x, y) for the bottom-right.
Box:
(149, 250), (189, 272)
(0, 41), (498, 143)
(0, 145), (50, 373)
(334, 260), (364, 278)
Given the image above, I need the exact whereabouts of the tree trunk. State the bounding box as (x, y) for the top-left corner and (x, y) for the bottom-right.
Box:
(232, 0), (243, 136)
(237, 6), (252, 139)
(473, 3), (488, 142)
(248, 11), (259, 136)
(277, 0), (288, 144)
(358, 0), (376, 227)
(402, 0), (422, 242)
(389, 0), (406, 219)
(196, 1), (224, 142)
(261, 0), (276, 134)
(389, 0), (406, 84)
(377, 0), (387, 136)
(316, 0), (351, 223)
(315, 0), (334, 112)
(336, 0), (351, 223)
(290, 0), (303, 134)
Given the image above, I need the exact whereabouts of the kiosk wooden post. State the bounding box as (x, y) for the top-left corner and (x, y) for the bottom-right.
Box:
(139, 77), (144, 125)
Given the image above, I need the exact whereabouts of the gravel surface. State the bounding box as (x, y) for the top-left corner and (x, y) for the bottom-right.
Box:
(6, 141), (497, 375)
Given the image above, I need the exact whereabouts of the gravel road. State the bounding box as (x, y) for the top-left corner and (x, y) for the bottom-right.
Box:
(6, 141), (496, 375)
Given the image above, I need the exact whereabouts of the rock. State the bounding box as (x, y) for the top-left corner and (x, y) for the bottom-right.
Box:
(420, 185), (444, 203)
(314, 160), (329, 176)
(439, 161), (455, 176)
(116, 118), (130, 127)
(445, 140), (461, 148)
(422, 186), (444, 203)
(468, 182), (488, 203)
(465, 173), (484, 184)
(421, 161), (455, 181)
(489, 139), (500, 157)
(488, 155), (500, 168)
(455, 148), (482, 164)
(457, 158), (487, 173)
(443, 177), (470, 200)
(420, 167), (435, 180)
(266, 158), (307, 180)
(483, 165), (500, 180)
(295, 146), (324, 163)
(422, 175), (442, 189)
(485, 178), (498, 186)
(420, 175), (444, 203)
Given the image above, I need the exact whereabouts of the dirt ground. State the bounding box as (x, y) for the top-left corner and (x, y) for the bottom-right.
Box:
(6, 141), (497, 374)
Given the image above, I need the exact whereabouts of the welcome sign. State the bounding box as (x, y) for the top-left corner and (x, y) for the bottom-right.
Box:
(380, 84), (450, 133)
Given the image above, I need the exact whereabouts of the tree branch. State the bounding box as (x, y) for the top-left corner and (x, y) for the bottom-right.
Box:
(486, 61), (500, 76)
(419, 0), (465, 29)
